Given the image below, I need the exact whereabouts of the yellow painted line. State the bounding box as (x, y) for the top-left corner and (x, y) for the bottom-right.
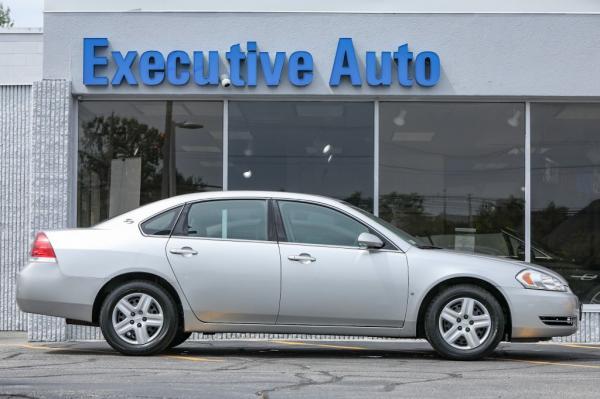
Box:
(271, 340), (367, 351)
(505, 358), (600, 370)
(18, 344), (113, 355)
(164, 355), (223, 362)
(19, 344), (58, 351)
(20, 344), (220, 360)
(558, 343), (600, 350)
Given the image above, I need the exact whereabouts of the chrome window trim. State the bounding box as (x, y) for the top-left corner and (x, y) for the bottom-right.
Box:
(167, 235), (278, 245)
(278, 240), (401, 253)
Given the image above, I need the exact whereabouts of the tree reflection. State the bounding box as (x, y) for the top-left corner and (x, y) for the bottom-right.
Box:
(78, 115), (165, 225)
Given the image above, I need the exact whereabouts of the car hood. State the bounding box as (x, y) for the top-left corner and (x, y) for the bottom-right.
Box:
(418, 248), (569, 285)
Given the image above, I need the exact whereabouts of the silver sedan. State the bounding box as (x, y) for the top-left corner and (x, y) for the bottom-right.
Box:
(17, 191), (579, 360)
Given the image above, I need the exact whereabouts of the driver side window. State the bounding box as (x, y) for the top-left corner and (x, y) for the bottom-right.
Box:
(277, 201), (369, 247)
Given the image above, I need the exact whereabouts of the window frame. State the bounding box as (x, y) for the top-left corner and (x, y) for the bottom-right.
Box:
(138, 205), (185, 238)
(170, 198), (276, 243)
(273, 199), (397, 251)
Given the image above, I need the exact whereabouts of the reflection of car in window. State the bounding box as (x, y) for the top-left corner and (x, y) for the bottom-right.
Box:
(410, 226), (599, 304)
(501, 229), (599, 304)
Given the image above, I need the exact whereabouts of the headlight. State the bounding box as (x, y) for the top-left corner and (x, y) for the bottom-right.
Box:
(516, 269), (567, 292)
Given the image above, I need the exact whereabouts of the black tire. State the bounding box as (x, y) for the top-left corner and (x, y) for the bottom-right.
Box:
(169, 331), (192, 348)
(99, 280), (179, 356)
(424, 284), (505, 361)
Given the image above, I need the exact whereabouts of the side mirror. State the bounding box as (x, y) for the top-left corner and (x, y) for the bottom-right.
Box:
(358, 232), (384, 249)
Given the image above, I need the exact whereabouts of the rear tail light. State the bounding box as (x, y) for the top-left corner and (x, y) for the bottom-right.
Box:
(31, 232), (57, 261)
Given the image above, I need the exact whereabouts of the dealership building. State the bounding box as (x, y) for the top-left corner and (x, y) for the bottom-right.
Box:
(1, 0), (600, 342)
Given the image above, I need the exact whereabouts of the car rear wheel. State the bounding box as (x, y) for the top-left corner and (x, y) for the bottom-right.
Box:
(169, 331), (193, 348)
(100, 280), (179, 356)
(424, 284), (505, 360)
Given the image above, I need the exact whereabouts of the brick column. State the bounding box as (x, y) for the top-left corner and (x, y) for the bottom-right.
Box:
(26, 80), (71, 341)
(0, 85), (31, 332)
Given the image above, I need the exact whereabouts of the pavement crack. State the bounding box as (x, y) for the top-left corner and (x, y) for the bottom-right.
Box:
(256, 370), (343, 397)
(382, 372), (462, 392)
(0, 353), (20, 360)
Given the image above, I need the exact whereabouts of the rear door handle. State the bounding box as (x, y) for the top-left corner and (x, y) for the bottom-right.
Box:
(169, 247), (198, 256)
(288, 253), (316, 264)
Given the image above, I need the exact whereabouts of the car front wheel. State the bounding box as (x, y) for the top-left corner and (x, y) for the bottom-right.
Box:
(424, 284), (505, 360)
(100, 280), (179, 356)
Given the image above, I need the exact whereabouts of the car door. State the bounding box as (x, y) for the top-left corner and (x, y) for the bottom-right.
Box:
(275, 200), (409, 327)
(166, 199), (281, 324)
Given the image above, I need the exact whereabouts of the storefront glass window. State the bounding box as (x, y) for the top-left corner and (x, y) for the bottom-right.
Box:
(380, 102), (525, 258)
(228, 101), (374, 211)
(531, 104), (600, 304)
(77, 101), (223, 227)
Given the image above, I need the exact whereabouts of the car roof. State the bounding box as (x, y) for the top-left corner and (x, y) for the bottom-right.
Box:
(95, 190), (413, 252)
(152, 190), (343, 206)
(99, 191), (344, 226)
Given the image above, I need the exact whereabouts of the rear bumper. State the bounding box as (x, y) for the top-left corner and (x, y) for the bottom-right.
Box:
(16, 261), (98, 322)
(506, 287), (579, 339)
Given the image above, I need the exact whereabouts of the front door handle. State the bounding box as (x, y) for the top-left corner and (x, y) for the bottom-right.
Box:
(169, 247), (198, 257)
(288, 253), (316, 264)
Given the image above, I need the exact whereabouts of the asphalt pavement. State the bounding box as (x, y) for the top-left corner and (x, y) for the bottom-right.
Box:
(1, 332), (599, 398)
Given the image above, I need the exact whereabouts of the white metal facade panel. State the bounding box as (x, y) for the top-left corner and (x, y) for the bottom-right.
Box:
(0, 85), (31, 332)
(0, 30), (43, 86)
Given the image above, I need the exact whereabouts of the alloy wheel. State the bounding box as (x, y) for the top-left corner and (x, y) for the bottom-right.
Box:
(438, 297), (492, 350)
(111, 292), (164, 345)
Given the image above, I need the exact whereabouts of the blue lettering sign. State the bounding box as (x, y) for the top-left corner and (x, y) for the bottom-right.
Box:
(82, 38), (440, 89)
(288, 51), (313, 86)
(111, 51), (138, 86)
(167, 51), (191, 86)
(83, 38), (109, 86)
(415, 51), (441, 87)
(193, 51), (219, 85)
(329, 38), (362, 86)
(139, 51), (165, 86)
(260, 51), (286, 86)
(366, 51), (392, 86)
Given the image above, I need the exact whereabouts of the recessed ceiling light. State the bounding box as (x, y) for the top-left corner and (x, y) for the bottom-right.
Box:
(393, 110), (407, 126)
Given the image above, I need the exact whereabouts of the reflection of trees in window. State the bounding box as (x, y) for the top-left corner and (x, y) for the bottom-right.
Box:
(379, 192), (524, 242)
(379, 192), (433, 236)
(343, 191), (373, 213)
(78, 115), (164, 222)
(474, 196), (524, 235)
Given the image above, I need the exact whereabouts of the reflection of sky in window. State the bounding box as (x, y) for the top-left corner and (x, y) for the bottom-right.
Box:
(228, 102), (374, 204)
(380, 102), (525, 217)
(532, 104), (600, 211)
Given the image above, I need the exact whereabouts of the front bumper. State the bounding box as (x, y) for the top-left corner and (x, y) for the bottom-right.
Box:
(16, 261), (98, 322)
(505, 287), (580, 339)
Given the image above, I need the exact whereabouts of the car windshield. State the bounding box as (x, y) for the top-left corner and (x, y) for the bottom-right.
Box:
(345, 203), (431, 248)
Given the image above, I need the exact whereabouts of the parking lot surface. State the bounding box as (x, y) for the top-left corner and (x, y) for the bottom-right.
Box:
(1, 333), (599, 398)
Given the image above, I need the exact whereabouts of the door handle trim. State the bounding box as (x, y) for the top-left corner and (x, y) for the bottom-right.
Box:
(169, 247), (198, 256)
(288, 253), (316, 263)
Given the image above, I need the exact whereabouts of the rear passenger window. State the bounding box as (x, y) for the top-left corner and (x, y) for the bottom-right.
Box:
(184, 200), (268, 241)
(140, 206), (183, 236)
